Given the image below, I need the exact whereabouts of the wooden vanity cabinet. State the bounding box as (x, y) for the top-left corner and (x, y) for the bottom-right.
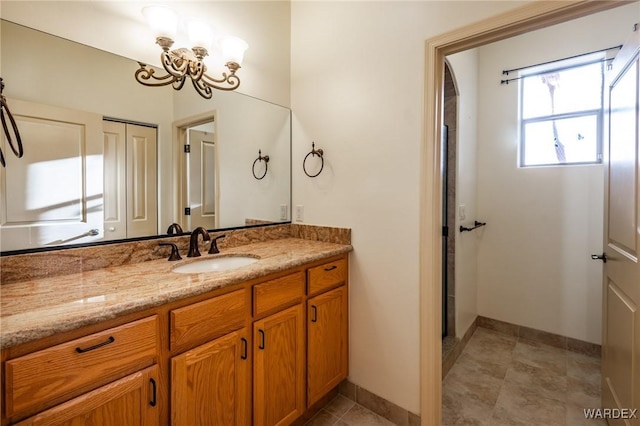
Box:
(252, 272), (306, 426)
(171, 329), (250, 426)
(306, 258), (349, 408)
(2, 254), (349, 426)
(169, 288), (251, 426)
(13, 365), (160, 426)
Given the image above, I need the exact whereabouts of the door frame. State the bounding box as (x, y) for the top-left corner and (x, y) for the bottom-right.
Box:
(419, 1), (631, 424)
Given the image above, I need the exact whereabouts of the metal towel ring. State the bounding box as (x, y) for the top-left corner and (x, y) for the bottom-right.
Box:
(252, 149), (270, 180)
(0, 78), (24, 167)
(303, 142), (324, 178)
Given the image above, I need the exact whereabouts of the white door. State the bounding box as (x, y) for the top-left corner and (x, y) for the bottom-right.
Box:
(126, 123), (158, 238)
(187, 128), (218, 230)
(0, 99), (103, 251)
(601, 23), (640, 425)
(103, 121), (158, 240)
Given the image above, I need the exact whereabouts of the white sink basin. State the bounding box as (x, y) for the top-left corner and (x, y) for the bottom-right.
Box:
(172, 256), (258, 274)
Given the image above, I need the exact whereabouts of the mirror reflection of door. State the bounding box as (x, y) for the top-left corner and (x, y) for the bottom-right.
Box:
(103, 120), (158, 241)
(0, 99), (103, 251)
(185, 121), (218, 231)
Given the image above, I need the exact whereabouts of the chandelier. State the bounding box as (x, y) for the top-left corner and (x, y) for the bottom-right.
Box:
(135, 5), (248, 99)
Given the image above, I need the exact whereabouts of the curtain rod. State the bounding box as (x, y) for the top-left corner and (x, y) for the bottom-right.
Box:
(500, 56), (615, 85)
(501, 45), (622, 76)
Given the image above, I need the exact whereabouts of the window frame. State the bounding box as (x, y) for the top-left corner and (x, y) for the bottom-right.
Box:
(518, 59), (605, 168)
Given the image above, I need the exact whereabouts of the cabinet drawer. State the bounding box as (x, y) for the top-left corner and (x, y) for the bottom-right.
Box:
(307, 258), (347, 296)
(171, 288), (247, 351)
(253, 272), (305, 316)
(5, 315), (158, 418)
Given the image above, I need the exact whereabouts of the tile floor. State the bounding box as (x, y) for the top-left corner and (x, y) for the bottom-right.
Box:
(307, 326), (603, 425)
(442, 327), (604, 425)
(305, 394), (397, 425)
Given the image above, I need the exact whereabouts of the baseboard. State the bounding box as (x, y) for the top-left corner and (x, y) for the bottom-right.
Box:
(338, 380), (420, 426)
(442, 318), (477, 378)
(477, 315), (601, 358)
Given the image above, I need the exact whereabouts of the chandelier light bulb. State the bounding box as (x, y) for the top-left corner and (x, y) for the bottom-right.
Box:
(142, 5), (178, 40)
(187, 19), (213, 51)
(220, 36), (248, 66)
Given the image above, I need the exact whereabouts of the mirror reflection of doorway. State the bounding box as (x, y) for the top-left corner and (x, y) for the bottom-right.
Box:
(177, 117), (219, 232)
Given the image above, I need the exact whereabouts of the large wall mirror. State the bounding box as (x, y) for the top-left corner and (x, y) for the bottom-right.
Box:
(0, 20), (291, 253)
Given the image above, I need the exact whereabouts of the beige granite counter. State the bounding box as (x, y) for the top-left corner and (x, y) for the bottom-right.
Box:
(0, 238), (352, 350)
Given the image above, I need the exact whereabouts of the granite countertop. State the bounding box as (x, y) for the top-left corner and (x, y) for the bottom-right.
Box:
(0, 238), (352, 350)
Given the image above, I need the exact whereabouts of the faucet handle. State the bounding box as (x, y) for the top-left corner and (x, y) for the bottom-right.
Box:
(208, 234), (227, 254)
(159, 243), (182, 261)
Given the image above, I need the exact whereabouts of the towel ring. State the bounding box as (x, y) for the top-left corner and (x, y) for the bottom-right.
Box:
(252, 149), (270, 180)
(0, 78), (24, 168)
(303, 142), (324, 178)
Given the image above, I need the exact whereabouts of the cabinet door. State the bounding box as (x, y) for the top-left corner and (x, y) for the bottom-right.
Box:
(14, 365), (159, 426)
(254, 304), (305, 426)
(171, 329), (250, 426)
(307, 285), (348, 407)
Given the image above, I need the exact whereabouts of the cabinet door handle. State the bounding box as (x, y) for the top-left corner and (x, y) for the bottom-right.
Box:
(258, 329), (265, 350)
(75, 336), (115, 353)
(149, 378), (157, 407)
(241, 337), (248, 359)
(324, 265), (337, 271)
(311, 305), (318, 323)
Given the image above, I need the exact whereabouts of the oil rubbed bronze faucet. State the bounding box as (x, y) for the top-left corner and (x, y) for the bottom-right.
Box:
(187, 227), (210, 257)
(166, 223), (183, 235)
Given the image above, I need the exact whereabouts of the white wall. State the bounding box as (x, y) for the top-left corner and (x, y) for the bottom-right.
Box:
(446, 50), (481, 339)
(290, 0), (528, 414)
(475, 3), (639, 344)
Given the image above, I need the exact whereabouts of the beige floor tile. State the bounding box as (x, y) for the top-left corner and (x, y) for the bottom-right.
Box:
(512, 339), (567, 375)
(305, 409), (340, 426)
(340, 404), (396, 426)
(567, 376), (601, 408)
(324, 395), (356, 418)
(503, 360), (567, 402)
(567, 351), (601, 388)
(444, 355), (504, 407)
(462, 328), (517, 365)
(442, 385), (494, 425)
(491, 381), (566, 426)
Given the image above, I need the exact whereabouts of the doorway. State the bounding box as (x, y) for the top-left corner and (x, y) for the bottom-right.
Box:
(174, 113), (219, 233)
(419, 2), (630, 424)
(442, 62), (458, 342)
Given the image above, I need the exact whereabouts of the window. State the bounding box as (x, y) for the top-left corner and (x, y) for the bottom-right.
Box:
(519, 61), (604, 167)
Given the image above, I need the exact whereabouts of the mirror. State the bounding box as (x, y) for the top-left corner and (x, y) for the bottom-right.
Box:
(0, 19), (291, 253)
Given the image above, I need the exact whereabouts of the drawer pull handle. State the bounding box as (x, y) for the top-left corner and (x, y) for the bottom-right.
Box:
(241, 338), (248, 359)
(150, 378), (157, 407)
(324, 265), (338, 271)
(311, 305), (318, 323)
(75, 336), (115, 353)
(258, 329), (265, 350)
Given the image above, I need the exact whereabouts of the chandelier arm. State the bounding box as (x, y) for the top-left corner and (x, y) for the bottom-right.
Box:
(161, 51), (190, 79)
(200, 72), (241, 91)
(172, 76), (188, 91)
(191, 78), (213, 99)
(135, 63), (178, 87)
